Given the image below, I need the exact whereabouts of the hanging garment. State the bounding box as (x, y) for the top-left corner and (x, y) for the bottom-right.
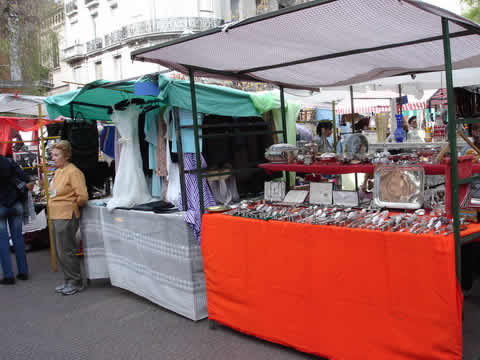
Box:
(178, 154), (216, 243)
(107, 105), (152, 210)
(144, 109), (164, 198)
(207, 173), (239, 206)
(138, 112), (152, 176)
(165, 128), (180, 205)
(171, 108), (203, 153)
(156, 115), (168, 177)
(99, 125), (116, 158)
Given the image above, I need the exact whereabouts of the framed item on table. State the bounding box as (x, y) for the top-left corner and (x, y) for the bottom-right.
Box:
(333, 190), (359, 207)
(310, 182), (333, 205)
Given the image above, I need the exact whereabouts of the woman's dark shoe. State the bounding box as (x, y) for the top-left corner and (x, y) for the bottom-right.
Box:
(16, 273), (29, 281)
(0, 278), (16, 285)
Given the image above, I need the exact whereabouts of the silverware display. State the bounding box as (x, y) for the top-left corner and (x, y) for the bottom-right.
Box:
(373, 165), (425, 210)
(225, 201), (459, 236)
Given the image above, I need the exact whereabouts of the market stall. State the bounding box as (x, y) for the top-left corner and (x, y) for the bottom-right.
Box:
(131, 0), (480, 358)
(44, 75), (298, 320)
(0, 94), (61, 266)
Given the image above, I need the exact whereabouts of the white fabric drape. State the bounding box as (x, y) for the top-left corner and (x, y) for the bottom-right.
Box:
(107, 105), (151, 210)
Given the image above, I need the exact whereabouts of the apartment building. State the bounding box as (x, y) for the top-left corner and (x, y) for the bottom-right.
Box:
(48, 0), (309, 95)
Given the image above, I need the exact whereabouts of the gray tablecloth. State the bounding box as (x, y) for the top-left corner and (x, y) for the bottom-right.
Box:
(80, 203), (207, 321)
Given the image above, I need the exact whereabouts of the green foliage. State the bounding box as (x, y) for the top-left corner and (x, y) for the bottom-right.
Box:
(461, 0), (480, 23)
(0, 0), (59, 94)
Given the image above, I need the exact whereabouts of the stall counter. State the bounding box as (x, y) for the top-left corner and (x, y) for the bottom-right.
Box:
(200, 213), (480, 360)
(80, 202), (207, 321)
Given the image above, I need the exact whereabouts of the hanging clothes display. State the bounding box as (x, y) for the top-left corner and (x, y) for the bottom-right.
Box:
(165, 125), (180, 205)
(178, 153), (216, 243)
(171, 108), (203, 153)
(156, 115), (168, 177)
(144, 108), (164, 198)
(107, 105), (152, 210)
(99, 125), (116, 159)
(207, 173), (239, 205)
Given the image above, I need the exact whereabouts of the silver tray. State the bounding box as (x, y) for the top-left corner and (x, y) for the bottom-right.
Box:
(373, 165), (424, 209)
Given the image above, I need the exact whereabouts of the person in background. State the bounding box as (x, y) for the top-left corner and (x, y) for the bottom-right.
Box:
(314, 120), (333, 153)
(48, 140), (88, 296)
(408, 116), (418, 130)
(0, 154), (34, 285)
(353, 117), (370, 133)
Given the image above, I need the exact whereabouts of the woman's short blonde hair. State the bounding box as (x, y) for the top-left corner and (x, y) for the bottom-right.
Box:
(51, 140), (72, 161)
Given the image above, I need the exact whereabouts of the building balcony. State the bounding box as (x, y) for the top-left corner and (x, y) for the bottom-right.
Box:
(62, 43), (85, 62)
(103, 17), (224, 48)
(68, 17), (223, 57)
(86, 38), (103, 53)
(66, 1), (78, 16)
(85, 0), (99, 8)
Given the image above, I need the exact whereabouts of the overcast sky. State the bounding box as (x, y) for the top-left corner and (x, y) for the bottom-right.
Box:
(421, 0), (463, 14)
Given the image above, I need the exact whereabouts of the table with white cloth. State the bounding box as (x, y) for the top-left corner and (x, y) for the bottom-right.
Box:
(79, 203), (207, 321)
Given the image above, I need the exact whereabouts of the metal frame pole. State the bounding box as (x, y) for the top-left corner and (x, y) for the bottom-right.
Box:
(350, 86), (358, 190)
(442, 17), (461, 282)
(38, 104), (57, 272)
(188, 67), (205, 214)
(349, 85), (355, 131)
(174, 107), (188, 211)
(279, 85), (290, 189)
(332, 101), (337, 150)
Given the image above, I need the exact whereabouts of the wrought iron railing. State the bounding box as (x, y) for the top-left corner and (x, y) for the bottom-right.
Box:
(86, 38), (103, 52)
(101, 17), (224, 48)
(66, 0), (78, 14)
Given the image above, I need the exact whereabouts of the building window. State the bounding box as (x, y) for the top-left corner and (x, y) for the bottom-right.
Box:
(113, 55), (122, 80)
(199, 0), (213, 13)
(52, 34), (60, 68)
(95, 61), (103, 80)
(73, 66), (82, 85)
(231, 0), (240, 20)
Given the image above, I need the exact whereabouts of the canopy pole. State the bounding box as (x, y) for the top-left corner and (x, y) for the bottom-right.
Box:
(279, 86), (290, 189)
(332, 101), (337, 150)
(349, 86), (355, 132)
(38, 104), (57, 272)
(398, 84), (403, 115)
(188, 67), (205, 214)
(350, 86), (358, 190)
(442, 17), (461, 283)
(174, 107), (188, 211)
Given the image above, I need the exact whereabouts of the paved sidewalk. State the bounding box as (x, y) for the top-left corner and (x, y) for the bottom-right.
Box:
(0, 249), (479, 360)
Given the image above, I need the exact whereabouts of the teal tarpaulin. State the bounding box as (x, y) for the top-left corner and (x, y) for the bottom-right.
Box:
(45, 75), (298, 126)
(44, 80), (163, 121)
(157, 75), (260, 117)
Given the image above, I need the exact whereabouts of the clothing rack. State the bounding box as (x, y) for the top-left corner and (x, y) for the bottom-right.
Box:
(175, 69), (290, 215)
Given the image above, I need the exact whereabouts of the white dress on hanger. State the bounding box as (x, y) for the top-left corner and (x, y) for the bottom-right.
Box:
(107, 104), (152, 210)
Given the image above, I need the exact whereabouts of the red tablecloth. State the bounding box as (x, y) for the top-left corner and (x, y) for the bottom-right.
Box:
(201, 214), (472, 360)
(259, 162), (447, 175)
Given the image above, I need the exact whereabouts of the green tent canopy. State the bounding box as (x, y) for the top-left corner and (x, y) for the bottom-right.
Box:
(44, 76), (300, 143)
(44, 79), (162, 121)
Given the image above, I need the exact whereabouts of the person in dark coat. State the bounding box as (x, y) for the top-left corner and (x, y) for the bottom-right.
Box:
(0, 155), (33, 285)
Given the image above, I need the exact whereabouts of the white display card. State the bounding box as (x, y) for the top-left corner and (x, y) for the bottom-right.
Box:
(282, 190), (309, 204)
(264, 181), (286, 202)
(333, 190), (359, 207)
(309, 182), (333, 205)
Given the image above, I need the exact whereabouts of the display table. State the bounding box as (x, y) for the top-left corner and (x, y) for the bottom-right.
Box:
(201, 214), (480, 360)
(80, 203), (207, 321)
